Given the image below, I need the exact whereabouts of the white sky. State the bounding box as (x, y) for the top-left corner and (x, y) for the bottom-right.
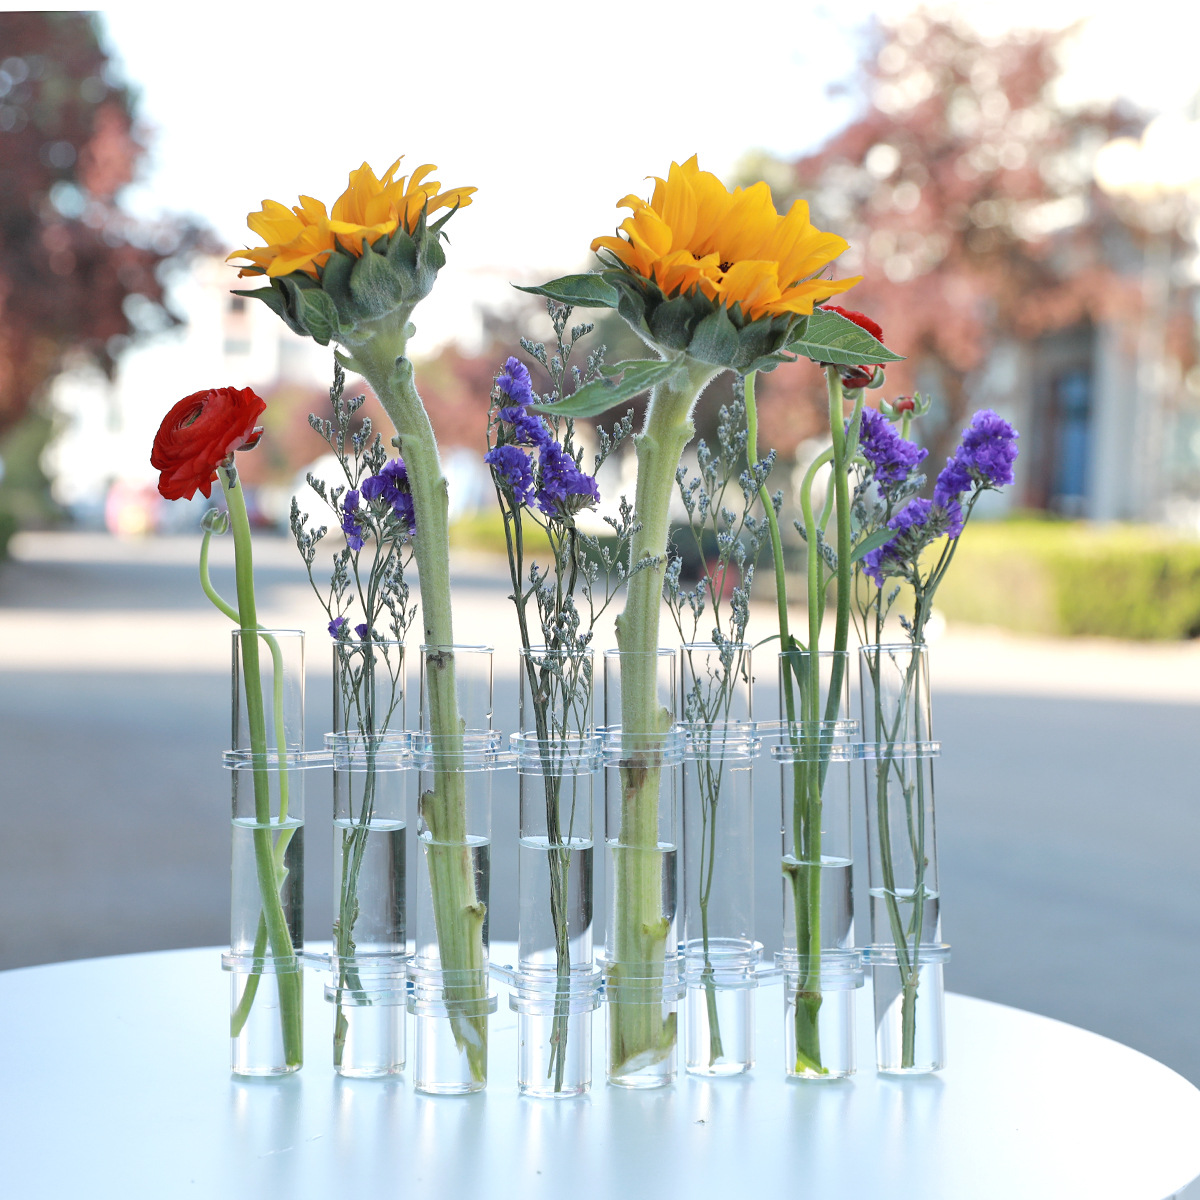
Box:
(96, 0), (1200, 351)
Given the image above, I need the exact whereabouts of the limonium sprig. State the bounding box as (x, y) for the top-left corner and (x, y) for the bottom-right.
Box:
(487, 304), (644, 665)
(290, 362), (417, 655)
(664, 381), (772, 1066)
(665, 383), (773, 662)
(852, 402), (1019, 644)
(485, 301), (641, 1091)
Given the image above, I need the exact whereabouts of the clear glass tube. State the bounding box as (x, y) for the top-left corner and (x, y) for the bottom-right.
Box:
(328, 731), (408, 1077)
(859, 643), (947, 1074)
(332, 636), (405, 736)
(411, 644), (498, 1094)
(328, 639), (408, 1078)
(775, 648), (859, 1080)
(226, 629), (306, 1076)
(680, 641), (759, 1077)
(602, 648), (682, 1089)
(513, 646), (600, 1098)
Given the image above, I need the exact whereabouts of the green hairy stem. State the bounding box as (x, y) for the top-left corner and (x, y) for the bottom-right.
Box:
(346, 329), (488, 1082)
(609, 358), (717, 1076)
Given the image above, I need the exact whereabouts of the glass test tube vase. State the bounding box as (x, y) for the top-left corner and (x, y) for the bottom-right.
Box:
(223, 628), (307, 1077)
(509, 646), (602, 1098)
(327, 638), (409, 1077)
(410, 644), (502, 1094)
(602, 648), (684, 1089)
(680, 641), (760, 1077)
(775, 648), (863, 1080)
(859, 643), (948, 1074)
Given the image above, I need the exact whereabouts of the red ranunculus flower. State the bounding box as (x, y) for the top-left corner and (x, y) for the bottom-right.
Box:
(151, 386), (266, 500)
(820, 305), (885, 389)
(821, 304), (883, 342)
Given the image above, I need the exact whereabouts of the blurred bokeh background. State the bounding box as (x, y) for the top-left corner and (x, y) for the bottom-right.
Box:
(2, 4), (1200, 1085)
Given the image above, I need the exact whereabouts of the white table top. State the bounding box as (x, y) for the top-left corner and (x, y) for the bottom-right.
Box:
(1, 946), (1197, 1200)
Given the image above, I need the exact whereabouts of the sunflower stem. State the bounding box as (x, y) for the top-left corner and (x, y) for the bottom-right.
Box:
(609, 357), (717, 1077)
(345, 329), (488, 1083)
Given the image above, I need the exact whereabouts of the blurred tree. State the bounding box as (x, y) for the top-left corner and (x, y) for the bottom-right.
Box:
(0, 12), (208, 442)
(741, 9), (1146, 464)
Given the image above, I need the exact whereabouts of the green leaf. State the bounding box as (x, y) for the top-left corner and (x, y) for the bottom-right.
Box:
(850, 527), (896, 564)
(530, 358), (682, 418)
(319, 250), (355, 312)
(788, 308), (905, 366)
(295, 287), (340, 346)
(232, 286), (286, 319)
(647, 293), (701, 351)
(274, 277), (314, 338)
(686, 305), (740, 366)
(514, 273), (619, 310)
(350, 245), (405, 316)
(385, 226), (418, 273)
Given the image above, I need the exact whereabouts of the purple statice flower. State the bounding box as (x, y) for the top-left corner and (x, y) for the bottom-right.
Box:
(860, 497), (969, 586)
(935, 409), (1019, 506)
(496, 356), (534, 407)
(485, 443), (536, 506)
(854, 406), (927, 489)
(941, 497), (965, 539)
(498, 404), (553, 449)
(340, 488), (364, 551)
(493, 356), (552, 448)
(362, 457), (416, 535)
(328, 615), (348, 639)
(958, 409), (1019, 487)
(535, 441), (600, 516)
(934, 455), (973, 508)
(355, 623), (370, 640)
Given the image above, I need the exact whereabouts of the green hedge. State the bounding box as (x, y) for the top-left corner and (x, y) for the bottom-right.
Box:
(0, 510), (15, 560)
(934, 520), (1200, 640)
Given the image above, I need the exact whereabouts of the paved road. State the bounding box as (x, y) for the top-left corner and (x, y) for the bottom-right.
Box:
(2, 532), (1198, 1086)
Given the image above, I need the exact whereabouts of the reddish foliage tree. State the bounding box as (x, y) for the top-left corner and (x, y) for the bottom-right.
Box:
(0, 12), (208, 438)
(746, 10), (1144, 462)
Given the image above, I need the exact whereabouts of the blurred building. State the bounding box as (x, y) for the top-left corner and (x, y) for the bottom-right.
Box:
(44, 255), (332, 528)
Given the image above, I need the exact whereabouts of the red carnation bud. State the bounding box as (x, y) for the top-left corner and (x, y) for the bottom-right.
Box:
(893, 396), (916, 413)
(151, 386), (267, 501)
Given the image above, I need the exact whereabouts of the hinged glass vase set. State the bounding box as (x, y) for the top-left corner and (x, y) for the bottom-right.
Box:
(223, 630), (950, 1094)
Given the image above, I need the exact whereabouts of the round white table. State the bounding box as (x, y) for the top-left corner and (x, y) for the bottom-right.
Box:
(1, 947), (1197, 1199)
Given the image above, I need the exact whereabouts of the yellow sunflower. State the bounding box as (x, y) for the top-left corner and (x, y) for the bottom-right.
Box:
(591, 156), (859, 321)
(328, 158), (477, 254)
(232, 196), (336, 279)
(229, 158), (476, 279)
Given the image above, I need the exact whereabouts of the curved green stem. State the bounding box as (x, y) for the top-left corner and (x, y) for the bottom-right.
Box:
(221, 464), (303, 1066)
